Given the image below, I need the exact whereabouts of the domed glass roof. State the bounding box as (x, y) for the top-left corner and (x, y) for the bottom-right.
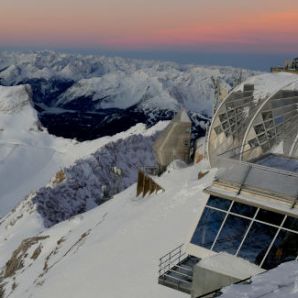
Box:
(207, 73), (298, 166)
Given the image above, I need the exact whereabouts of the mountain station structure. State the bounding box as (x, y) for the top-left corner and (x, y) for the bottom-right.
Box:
(158, 73), (298, 297)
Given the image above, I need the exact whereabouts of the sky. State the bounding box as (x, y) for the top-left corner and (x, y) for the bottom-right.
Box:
(1, 0), (298, 70)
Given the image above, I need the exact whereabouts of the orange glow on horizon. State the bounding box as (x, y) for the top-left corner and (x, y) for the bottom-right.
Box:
(1, 1), (298, 53)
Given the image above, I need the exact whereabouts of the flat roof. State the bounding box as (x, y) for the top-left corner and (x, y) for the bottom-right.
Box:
(205, 181), (298, 217)
(214, 155), (298, 205)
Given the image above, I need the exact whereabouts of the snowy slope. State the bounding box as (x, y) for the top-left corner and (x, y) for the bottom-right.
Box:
(220, 261), (298, 297)
(0, 84), (166, 218)
(2, 159), (297, 298)
(0, 160), (215, 298)
(0, 121), (167, 271)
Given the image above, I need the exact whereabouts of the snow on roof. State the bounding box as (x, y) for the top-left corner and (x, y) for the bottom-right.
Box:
(220, 261), (298, 298)
(198, 252), (263, 280)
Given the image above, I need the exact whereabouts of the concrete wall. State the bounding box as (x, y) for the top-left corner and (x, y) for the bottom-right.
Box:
(191, 265), (239, 298)
(154, 111), (192, 167)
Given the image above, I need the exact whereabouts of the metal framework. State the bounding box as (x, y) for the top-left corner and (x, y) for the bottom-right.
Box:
(190, 198), (298, 270)
(207, 74), (298, 167)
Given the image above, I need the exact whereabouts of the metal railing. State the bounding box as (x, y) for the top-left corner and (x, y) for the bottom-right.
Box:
(215, 154), (298, 202)
(158, 244), (186, 277)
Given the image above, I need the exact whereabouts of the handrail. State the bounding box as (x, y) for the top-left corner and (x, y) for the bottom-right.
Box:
(217, 154), (298, 179)
(159, 244), (183, 261)
(158, 244), (186, 276)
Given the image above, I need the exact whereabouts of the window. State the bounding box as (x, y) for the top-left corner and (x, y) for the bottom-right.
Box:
(238, 222), (277, 265)
(207, 196), (231, 211)
(262, 111), (273, 121)
(219, 113), (228, 122)
(248, 138), (259, 148)
(222, 121), (229, 130)
(264, 120), (274, 130)
(190, 196), (298, 270)
(257, 133), (267, 144)
(266, 128), (276, 139)
(213, 215), (250, 254)
(283, 217), (298, 231)
(262, 230), (298, 270)
(231, 202), (257, 217)
(254, 123), (266, 134)
(256, 209), (284, 226)
(190, 208), (225, 249)
(275, 115), (284, 125)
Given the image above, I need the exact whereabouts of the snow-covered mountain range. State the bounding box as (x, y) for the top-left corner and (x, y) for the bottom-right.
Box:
(0, 51), (258, 140)
(0, 84), (166, 218)
(0, 82), (169, 270)
(2, 52), (294, 298)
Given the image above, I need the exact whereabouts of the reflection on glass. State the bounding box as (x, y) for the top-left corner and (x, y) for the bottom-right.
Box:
(213, 215), (251, 254)
(190, 207), (225, 249)
(283, 217), (298, 231)
(262, 230), (298, 270)
(256, 209), (284, 226)
(207, 196), (231, 211)
(238, 222), (277, 265)
(231, 202), (257, 217)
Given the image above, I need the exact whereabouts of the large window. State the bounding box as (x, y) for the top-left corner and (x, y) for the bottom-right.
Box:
(190, 196), (298, 269)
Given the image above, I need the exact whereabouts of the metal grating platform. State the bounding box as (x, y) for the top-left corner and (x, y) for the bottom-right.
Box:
(158, 244), (199, 294)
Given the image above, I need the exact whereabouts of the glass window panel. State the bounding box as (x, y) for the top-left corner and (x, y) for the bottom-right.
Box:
(283, 217), (298, 232)
(262, 111), (273, 121)
(190, 207), (226, 249)
(258, 133), (267, 144)
(248, 138), (259, 148)
(254, 124), (265, 134)
(207, 196), (231, 211)
(256, 209), (284, 226)
(227, 110), (235, 117)
(264, 120), (274, 130)
(267, 129), (276, 139)
(214, 126), (223, 135)
(219, 113), (228, 122)
(238, 222), (277, 265)
(275, 115), (284, 125)
(262, 230), (298, 270)
(231, 202), (257, 217)
(213, 215), (251, 254)
(222, 122), (229, 130)
(230, 124), (236, 133)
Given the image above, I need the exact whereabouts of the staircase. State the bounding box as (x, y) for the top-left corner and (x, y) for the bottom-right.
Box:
(158, 244), (199, 294)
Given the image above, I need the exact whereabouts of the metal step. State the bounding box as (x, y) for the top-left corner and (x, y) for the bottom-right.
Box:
(158, 251), (199, 294)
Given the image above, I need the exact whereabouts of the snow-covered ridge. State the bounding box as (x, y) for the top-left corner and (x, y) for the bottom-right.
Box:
(0, 51), (259, 117)
(32, 129), (162, 227)
(0, 85), (32, 113)
(0, 161), (214, 298)
(0, 121), (167, 270)
(0, 83), (167, 219)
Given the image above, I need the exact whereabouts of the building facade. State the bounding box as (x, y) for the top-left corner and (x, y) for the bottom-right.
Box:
(158, 74), (298, 298)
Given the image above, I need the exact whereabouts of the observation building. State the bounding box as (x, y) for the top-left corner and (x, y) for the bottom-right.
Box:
(158, 73), (298, 298)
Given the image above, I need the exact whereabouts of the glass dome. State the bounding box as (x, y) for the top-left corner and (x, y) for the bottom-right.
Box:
(207, 73), (298, 166)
